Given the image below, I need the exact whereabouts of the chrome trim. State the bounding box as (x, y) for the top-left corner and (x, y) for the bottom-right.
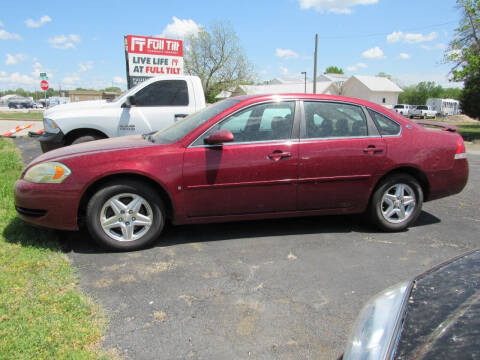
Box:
(300, 135), (383, 141)
(455, 153), (467, 159)
(188, 99), (297, 148)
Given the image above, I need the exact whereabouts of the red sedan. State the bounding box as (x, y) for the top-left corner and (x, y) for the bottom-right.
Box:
(15, 94), (469, 250)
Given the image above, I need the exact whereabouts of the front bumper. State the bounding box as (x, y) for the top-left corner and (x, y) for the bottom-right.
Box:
(14, 179), (80, 231)
(39, 130), (65, 153)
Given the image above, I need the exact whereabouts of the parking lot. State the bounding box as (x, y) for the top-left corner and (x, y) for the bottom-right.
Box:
(12, 137), (480, 360)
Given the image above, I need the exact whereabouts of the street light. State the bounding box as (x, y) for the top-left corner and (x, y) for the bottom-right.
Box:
(301, 71), (307, 93)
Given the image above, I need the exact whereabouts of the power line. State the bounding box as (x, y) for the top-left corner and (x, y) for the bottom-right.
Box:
(316, 21), (457, 40)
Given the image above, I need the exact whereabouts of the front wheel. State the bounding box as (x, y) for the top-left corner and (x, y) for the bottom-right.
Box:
(368, 174), (423, 232)
(71, 134), (104, 145)
(86, 180), (165, 250)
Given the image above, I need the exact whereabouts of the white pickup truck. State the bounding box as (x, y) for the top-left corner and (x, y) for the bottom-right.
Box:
(409, 105), (436, 119)
(40, 75), (206, 152)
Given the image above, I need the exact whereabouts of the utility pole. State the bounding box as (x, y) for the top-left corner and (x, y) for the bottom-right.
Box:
(313, 33), (318, 94)
(301, 72), (307, 93)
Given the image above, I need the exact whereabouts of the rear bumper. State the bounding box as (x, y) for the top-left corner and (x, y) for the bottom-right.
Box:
(39, 130), (65, 153)
(14, 179), (80, 231)
(427, 158), (469, 201)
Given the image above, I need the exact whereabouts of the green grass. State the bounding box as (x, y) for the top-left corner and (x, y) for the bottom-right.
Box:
(0, 111), (43, 121)
(0, 138), (107, 360)
(457, 123), (480, 142)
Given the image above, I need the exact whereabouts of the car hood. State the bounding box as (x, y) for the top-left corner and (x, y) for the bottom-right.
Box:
(394, 250), (480, 359)
(44, 100), (110, 117)
(28, 135), (156, 166)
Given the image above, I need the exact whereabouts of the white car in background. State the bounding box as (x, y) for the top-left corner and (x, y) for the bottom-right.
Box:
(409, 105), (436, 119)
(393, 104), (413, 116)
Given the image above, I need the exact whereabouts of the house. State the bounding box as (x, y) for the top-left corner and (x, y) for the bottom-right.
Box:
(216, 81), (339, 99)
(317, 73), (349, 89)
(342, 75), (403, 108)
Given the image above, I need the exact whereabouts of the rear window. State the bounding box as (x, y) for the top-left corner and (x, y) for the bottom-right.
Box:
(416, 105), (428, 110)
(394, 105), (404, 109)
(368, 109), (401, 136)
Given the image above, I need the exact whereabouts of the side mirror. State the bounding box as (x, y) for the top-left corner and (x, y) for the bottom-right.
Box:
(124, 95), (136, 107)
(204, 129), (234, 145)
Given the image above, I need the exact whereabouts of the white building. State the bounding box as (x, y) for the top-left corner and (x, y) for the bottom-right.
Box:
(342, 75), (403, 108)
(317, 73), (349, 89)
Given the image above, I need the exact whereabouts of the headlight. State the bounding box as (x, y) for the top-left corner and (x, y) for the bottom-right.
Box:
(43, 118), (60, 134)
(24, 162), (71, 183)
(343, 281), (411, 360)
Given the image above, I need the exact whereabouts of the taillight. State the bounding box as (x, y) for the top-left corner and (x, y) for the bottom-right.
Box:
(454, 136), (466, 159)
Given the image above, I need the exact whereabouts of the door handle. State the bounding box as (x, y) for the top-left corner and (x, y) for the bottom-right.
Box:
(174, 114), (188, 122)
(363, 145), (384, 155)
(268, 151), (291, 161)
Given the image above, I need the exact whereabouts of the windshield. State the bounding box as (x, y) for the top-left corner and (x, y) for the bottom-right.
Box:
(112, 81), (147, 103)
(416, 105), (428, 110)
(394, 105), (404, 109)
(152, 99), (240, 144)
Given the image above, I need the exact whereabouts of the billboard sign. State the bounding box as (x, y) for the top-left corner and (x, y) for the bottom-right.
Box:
(124, 35), (184, 88)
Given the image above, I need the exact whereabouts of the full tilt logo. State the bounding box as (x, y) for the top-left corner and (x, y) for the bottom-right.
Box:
(127, 35), (183, 57)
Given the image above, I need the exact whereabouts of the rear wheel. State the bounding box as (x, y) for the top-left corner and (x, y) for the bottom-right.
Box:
(368, 174), (423, 232)
(86, 180), (165, 250)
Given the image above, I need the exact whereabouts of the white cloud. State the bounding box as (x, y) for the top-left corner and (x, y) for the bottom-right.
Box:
(79, 61), (94, 72)
(275, 48), (299, 59)
(299, 0), (378, 14)
(0, 72), (36, 85)
(6, 53), (28, 65)
(25, 15), (52, 28)
(157, 16), (201, 39)
(0, 29), (22, 40)
(48, 34), (81, 49)
(279, 65), (289, 75)
(362, 46), (385, 59)
(387, 31), (437, 44)
(63, 74), (80, 84)
(420, 43), (447, 51)
(399, 53), (410, 60)
(113, 76), (126, 85)
(346, 62), (368, 71)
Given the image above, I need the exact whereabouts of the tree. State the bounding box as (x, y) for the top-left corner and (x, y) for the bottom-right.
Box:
(184, 22), (253, 102)
(103, 87), (121, 93)
(447, 0), (480, 118)
(324, 66), (344, 74)
(398, 81), (458, 105)
(376, 72), (393, 80)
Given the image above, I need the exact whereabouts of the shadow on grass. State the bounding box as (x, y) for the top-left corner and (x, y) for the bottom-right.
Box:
(3, 217), (65, 252)
(60, 210), (441, 255)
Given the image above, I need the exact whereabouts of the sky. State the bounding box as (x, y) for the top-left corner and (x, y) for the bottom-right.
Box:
(0, 0), (464, 92)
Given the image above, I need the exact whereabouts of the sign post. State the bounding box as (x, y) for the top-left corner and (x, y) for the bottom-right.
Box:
(124, 35), (184, 89)
(40, 80), (49, 106)
(39, 73), (48, 107)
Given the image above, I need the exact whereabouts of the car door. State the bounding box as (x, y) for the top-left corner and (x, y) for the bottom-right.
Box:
(183, 101), (299, 217)
(118, 79), (194, 136)
(297, 101), (387, 211)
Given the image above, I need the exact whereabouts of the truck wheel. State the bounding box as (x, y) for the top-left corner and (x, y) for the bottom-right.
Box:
(71, 134), (104, 145)
(368, 173), (423, 232)
(86, 180), (166, 251)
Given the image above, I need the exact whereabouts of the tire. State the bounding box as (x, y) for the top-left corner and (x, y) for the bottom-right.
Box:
(368, 174), (423, 232)
(71, 134), (104, 145)
(86, 180), (166, 250)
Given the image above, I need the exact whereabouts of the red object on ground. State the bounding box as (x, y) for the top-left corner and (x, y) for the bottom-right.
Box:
(2, 123), (33, 137)
(40, 80), (49, 91)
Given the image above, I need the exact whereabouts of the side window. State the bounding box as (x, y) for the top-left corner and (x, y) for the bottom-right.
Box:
(303, 102), (368, 139)
(368, 109), (401, 136)
(134, 80), (188, 106)
(193, 101), (295, 145)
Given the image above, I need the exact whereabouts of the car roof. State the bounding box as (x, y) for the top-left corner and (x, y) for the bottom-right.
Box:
(229, 93), (388, 112)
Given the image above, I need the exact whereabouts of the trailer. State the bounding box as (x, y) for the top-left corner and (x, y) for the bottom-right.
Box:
(426, 98), (460, 116)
